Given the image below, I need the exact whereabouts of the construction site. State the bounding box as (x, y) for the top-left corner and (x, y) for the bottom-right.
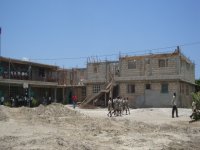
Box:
(1, 103), (200, 150)
(0, 48), (196, 108)
(1, 48), (200, 149)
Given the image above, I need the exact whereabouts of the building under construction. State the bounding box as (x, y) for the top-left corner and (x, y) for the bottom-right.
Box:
(0, 48), (196, 108)
(81, 48), (195, 108)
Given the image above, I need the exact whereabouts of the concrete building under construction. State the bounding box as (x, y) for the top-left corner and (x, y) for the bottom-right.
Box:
(82, 48), (195, 108)
(0, 48), (196, 108)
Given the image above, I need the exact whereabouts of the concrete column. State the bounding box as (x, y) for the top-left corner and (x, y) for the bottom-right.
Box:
(62, 87), (65, 104)
(105, 92), (107, 107)
(54, 88), (57, 102)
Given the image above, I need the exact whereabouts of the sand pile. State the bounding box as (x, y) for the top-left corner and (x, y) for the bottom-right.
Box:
(0, 104), (200, 149)
(0, 106), (8, 121)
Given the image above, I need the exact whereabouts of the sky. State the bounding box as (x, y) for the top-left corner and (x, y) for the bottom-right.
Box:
(0, 0), (200, 78)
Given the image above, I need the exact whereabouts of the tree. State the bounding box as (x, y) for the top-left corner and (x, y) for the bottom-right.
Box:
(196, 79), (200, 86)
(195, 79), (200, 92)
(191, 92), (200, 110)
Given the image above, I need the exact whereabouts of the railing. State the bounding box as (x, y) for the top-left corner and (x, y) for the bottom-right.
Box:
(1, 71), (57, 82)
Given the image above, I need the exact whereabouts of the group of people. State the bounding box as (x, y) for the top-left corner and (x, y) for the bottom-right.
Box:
(0, 95), (52, 108)
(10, 95), (33, 107)
(107, 96), (130, 117)
(42, 96), (52, 106)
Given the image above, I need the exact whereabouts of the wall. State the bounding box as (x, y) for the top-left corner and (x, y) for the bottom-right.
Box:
(117, 81), (194, 108)
(87, 63), (107, 82)
(87, 61), (118, 83)
(86, 83), (104, 97)
(180, 59), (195, 83)
(120, 56), (179, 78)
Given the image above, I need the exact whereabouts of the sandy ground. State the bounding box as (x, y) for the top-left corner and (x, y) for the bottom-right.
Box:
(0, 104), (200, 150)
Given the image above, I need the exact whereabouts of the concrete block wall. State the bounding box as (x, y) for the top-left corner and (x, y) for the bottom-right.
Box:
(86, 84), (93, 97)
(120, 59), (144, 77)
(117, 81), (191, 108)
(87, 63), (107, 82)
(180, 60), (195, 83)
(87, 62), (118, 83)
(151, 57), (179, 76)
(120, 56), (179, 78)
(119, 82), (145, 107)
(86, 84), (104, 97)
(179, 82), (194, 107)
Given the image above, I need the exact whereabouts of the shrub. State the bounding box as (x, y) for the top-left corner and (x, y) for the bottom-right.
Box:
(32, 98), (39, 107)
(191, 92), (200, 110)
(4, 100), (11, 107)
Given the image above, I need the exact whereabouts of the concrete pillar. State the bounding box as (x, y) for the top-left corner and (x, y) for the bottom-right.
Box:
(62, 87), (65, 104)
(105, 92), (107, 107)
(54, 88), (57, 102)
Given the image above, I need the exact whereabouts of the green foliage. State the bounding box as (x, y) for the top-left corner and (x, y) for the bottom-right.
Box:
(191, 92), (200, 110)
(4, 100), (11, 107)
(32, 98), (39, 107)
(195, 79), (200, 86)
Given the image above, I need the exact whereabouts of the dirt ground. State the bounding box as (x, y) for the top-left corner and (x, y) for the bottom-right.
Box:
(0, 103), (200, 150)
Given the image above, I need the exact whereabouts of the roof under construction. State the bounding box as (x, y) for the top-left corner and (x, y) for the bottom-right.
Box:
(120, 50), (180, 61)
(120, 49), (193, 64)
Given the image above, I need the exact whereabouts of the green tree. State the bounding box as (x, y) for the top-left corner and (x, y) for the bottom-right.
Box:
(196, 79), (200, 86)
(191, 92), (200, 110)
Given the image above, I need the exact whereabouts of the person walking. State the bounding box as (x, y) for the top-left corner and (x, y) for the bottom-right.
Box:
(111, 97), (117, 116)
(171, 92), (178, 118)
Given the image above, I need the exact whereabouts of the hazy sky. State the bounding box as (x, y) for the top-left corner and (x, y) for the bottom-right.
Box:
(0, 0), (200, 78)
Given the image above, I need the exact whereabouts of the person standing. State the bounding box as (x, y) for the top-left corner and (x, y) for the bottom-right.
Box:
(171, 93), (178, 118)
(118, 97), (123, 116)
(72, 95), (77, 109)
(1, 96), (4, 105)
(48, 96), (52, 104)
(112, 97), (118, 116)
(125, 97), (130, 115)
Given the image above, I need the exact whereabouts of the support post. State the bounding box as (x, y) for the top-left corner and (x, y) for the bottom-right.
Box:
(54, 88), (57, 102)
(105, 92), (107, 107)
(62, 87), (65, 104)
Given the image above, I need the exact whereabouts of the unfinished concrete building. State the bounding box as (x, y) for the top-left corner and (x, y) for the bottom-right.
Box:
(57, 68), (87, 104)
(82, 48), (195, 108)
(82, 60), (119, 106)
(1, 47), (195, 108)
